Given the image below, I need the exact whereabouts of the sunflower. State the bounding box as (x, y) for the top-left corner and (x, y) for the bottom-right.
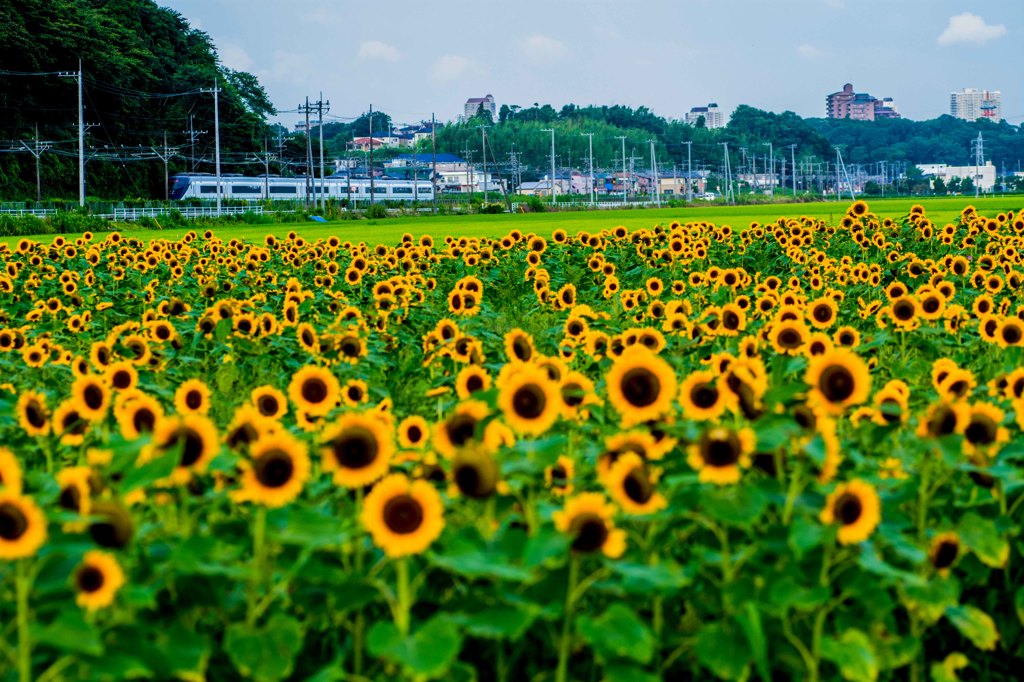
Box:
(433, 401), (489, 458)
(0, 492), (47, 559)
(552, 493), (626, 558)
(361, 473), (444, 557)
(224, 404), (276, 451)
(234, 432), (310, 508)
(929, 532), (961, 575)
(288, 365), (340, 417)
(962, 402), (1009, 456)
(88, 500), (134, 549)
(16, 389), (49, 436)
(504, 329), (535, 363)
(53, 399), (90, 446)
(678, 370), (734, 421)
(807, 296), (838, 329)
(146, 414), (220, 484)
(820, 479), (881, 545)
(73, 550), (126, 611)
(686, 427), (756, 485)
(56, 466), (92, 532)
(450, 446), (501, 499)
(71, 374), (111, 422)
(769, 319), (809, 355)
(0, 448), (23, 494)
(805, 348), (871, 416)
(605, 346), (677, 427)
(320, 412), (393, 488)
(544, 455), (575, 496)
(498, 364), (561, 436)
(115, 392), (164, 440)
(455, 365), (492, 400)
(104, 361), (138, 392)
(251, 385), (288, 419)
(605, 453), (666, 515)
(398, 415), (430, 450)
(174, 379), (211, 415)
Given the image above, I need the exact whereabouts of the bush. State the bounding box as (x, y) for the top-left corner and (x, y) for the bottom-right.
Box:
(364, 204), (388, 220)
(477, 202), (504, 214)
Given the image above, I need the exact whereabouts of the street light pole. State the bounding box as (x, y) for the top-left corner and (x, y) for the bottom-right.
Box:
(541, 128), (555, 206)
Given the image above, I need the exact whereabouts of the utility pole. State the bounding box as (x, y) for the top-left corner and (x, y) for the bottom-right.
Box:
(616, 136), (627, 204)
(763, 142), (774, 197)
(835, 146), (855, 202)
(649, 139), (660, 207)
(213, 78), (221, 215)
(430, 113), (437, 214)
(57, 61), (86, 207)
(541, 128), (555, 206)
(788, 144), (797, 196)
(317, 92), (329, 211)
(147, 131), (177, 201)
(413, 140), (418, 203)
(299, 97), (313, 207)
(478, 124), (489, 203)
(581, 132), (594, 205)
(971, 132), (983, 198)
(721, 143), (735, 205)
(368, 104), (375, 204)
(684, 140), (693, 201)
(21, 124), (52, 202)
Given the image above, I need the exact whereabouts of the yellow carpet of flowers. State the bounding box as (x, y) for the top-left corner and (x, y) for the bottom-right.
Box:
(1, 201), (1023, 681)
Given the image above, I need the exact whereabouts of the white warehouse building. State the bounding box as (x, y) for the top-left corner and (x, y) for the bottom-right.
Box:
(917, 162), (997, 192)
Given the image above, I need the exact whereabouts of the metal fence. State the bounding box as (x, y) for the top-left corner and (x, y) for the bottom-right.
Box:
(112, 205), (263, 221)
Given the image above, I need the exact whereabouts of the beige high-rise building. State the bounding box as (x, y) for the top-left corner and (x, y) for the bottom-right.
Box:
(950, 89), (1002, 122)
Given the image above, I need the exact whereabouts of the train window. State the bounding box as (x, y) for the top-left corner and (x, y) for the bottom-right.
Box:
(391, 187), (413, 194)
(269, 186), (297, 194)
(199, 185), (217, 194)
(232, 186), (262, 194)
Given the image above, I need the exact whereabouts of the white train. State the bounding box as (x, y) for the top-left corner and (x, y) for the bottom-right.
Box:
(169, 174), (434, 202)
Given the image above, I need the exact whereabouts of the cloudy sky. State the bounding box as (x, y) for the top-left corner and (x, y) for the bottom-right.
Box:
(164, 0), (1021, 127)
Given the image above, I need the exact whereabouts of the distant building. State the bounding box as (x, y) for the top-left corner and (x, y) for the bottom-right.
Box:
(950, 89), (1002, 122)
(348, 135), (405, 151)
(386, 153), (466, 171)
(517, 178), (569, 197)
(826, 83), (900, 121)
(684, 103), (726, 129)
(917, 162), (996, 192)
(464, 94), (496, 120)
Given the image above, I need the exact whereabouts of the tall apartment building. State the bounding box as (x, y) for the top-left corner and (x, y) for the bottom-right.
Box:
(684, 103), (726, 129)
(826, 83), (900, 121)
(464, 94), (496, 120)
(950, 89), (1002, 122)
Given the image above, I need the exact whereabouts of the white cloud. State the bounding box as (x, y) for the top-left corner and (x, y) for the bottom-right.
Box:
(430, 54), (475, 81)
(358, 40), (401, 62)
(796, 43), (822, 59)
(938, 13), (1007, 46)
(521, 34), (569, 62)
(218, 41), (254, 71)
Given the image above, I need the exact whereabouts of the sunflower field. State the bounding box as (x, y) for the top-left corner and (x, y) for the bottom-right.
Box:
(1, 201), (1024, 682)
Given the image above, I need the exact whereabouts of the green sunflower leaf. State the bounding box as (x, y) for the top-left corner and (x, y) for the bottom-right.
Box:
(224, 613), (305, 682)
(945, 605), (1000, 651)
(956, 512), (1008, 568)
(820, 628), (878, 682)
(577, 603), (655, 664)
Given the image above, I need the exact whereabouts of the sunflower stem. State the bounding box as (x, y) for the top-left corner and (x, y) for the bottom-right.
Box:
(395, 557), (412, 637)
(16, 559), (32, 682)
(555, 556), (579, 682)
(353, 487), (366, 676)
(248, 506), (267, 625)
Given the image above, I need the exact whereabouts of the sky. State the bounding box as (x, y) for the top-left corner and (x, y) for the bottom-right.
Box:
(163, 0), (1022, 128)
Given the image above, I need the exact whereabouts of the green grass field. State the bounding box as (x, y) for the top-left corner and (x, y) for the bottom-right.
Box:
(3, 195), (1021, 246)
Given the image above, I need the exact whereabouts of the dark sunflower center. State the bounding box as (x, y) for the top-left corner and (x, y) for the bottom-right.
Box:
(257, 395), (279, 416)
(77, 565), (105, 593)
(702, 433), (741, 467)
(691, 383), (718, 409)
(341, 338), (361, 356)
(254, 449), (294, 488)
(185, 390), (203, 410)
(623, 469), (653, 504)
(112, 370), (131, 389)
(84, 384), (105, 410)
(813, 305), (832, 322)
(834, 493), (863, 525)
(562, 383), (585, 407)
(512, 383), (546, 420)
(550, 465), (567, 487)
(723, 311), (740, 329)
(59, 485), (82, 512)
(347, 386), (363, 401)
(1003, 325), (1022, 344)
(932, 540), (959, 569)
(445, 414), (478, 447)
(133, 407), (156, 434)
(301, 377), (328, 404)
(63, 410), (88, 435)
(169, 427), (205, 467)
(965, 416), (997, 445)
(382, 495), (424, 534)
(570, 513), (608, 553)
(405, 424), (423, 443)
(227, 422), (259, 450)
(89, 503), (133, 549)
(778, 328), (801, 348)
(922, 297), (940, 314)
(0, 502), (28, 540)
(512, 338), (531, 361)
(453, 456), (497, 499)
(794, 406), (816, 431)
(330, 428), (378, 469)
(893, 301), (914, 321)
(25, 401), (46, 428)
(819, 365), (855, 402)
(466, 375), (484, 393)
(620, 367), (660, 408)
